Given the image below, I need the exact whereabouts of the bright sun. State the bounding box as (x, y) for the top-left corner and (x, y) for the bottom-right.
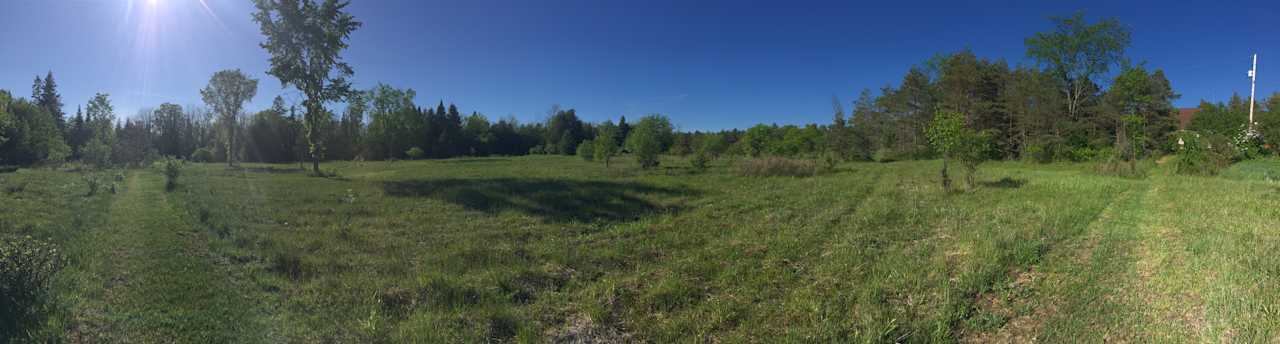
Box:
(148, 0), (160, 6)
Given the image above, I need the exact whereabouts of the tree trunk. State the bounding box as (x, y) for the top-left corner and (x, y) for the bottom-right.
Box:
(941, 157), (952, 192)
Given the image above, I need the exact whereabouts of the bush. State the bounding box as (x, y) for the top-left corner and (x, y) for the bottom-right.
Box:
(0, 236), (67, 340)
(576, 140), (595, 161)
(1232, 126), (1266, 161)
(82, 139), (113, 167)
(593, 137), (618, 167)
(926, 110), (992, 190)
(735, 156), (816, 177)
(190, 148), (214, 163)
(821, 150), (840, 174)
(1068, 146), (1104, 162)
(1021, 142), (1053, 163)
(84, 174), (100, 196)
(529, 145), (545, 155)
(1174, 131), (1231, 176)
(626, 115), (674, 170)
(155, 157), (184, 191)
(690, 149), (711, 172)
(406, 147), (425, 160)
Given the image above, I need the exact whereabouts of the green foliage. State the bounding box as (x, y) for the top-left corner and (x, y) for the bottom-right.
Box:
(405, 147), (425, 160)
(1232, 126), (1266, 161)
(0, 102), (12, 149)
(1105, 66), (1178, 156)
(77, 93), (118, 167)
(927, 110), (992, 190)
(1189, 99), (1248, 137)
(735, 156), (817, 177)
(872, 148), (901, 163)
(1174, 131), (1230, 176)
(669, 134), (693, 156)
(0, 99), (69, 165)
(0, 236), (66, 341)
(626, 115), (674, 169)
(593, 124), (619, 166)
(545, 107), (585, 155)
(1025, 12), (1131, 119)
(821, 150), (840, 173)
(690, 148), (711, 172)
(364, 84), (419, 159)
(738, 124), (774, 157)
(84, 173), (101, 196)
(191, 148), (214, 163)
(576, 139), (595, 161)
(252, 0), (361, 173)
(156, 157), (184, 191)
(201, 70), (259, 166)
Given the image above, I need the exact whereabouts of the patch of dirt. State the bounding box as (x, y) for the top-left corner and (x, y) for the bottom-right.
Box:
(961, 267), (1046, 343)
(548, 314), (636, 344)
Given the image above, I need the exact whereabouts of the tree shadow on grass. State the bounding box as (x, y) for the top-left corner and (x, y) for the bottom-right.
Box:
(438, 158), (512, 164)
(979, 177), (1027, 189)
(381, 178), (699, 223)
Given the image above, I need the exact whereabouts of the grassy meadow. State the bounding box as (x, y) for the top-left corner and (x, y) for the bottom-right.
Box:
(4, 155), (1280, 342)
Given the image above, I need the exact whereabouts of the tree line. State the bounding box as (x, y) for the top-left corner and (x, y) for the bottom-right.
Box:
(5, 10), (1280, 171)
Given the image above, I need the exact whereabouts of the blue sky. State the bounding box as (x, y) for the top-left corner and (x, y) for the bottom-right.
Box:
(2, 0), (1279, 131)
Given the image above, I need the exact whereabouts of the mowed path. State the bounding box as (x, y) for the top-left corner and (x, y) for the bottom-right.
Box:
(985, 172), (1280, 342)
(68, 172), (276, 343)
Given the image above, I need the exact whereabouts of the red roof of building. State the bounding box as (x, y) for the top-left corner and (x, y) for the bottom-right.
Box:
(1178, 108), (1200, 129)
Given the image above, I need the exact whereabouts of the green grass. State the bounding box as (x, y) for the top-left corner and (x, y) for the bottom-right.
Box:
(4, 155), (1280, 342)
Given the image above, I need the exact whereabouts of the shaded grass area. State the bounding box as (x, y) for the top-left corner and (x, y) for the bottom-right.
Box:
(381, 178), (698, 223)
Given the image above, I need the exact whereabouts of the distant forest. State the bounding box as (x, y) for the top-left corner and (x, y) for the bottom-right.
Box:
(3, 12), (1279, 169)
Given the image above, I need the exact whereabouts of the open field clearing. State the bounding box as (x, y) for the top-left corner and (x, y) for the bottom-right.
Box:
(4, 156), (1280, 342)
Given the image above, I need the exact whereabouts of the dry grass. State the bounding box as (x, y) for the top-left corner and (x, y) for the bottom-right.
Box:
(734, 156), (817, 177)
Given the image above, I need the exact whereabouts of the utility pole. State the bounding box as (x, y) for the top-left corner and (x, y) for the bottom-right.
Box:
(1249, 54), (1258, 130)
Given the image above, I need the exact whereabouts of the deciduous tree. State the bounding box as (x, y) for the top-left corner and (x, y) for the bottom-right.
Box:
(200, 69), (259, 166)
(252, 0), (361, 174)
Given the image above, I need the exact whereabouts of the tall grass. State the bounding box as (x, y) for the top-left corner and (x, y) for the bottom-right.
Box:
(735, 156), (817, 177)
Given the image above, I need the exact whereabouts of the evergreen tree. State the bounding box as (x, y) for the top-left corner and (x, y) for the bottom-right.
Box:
(617, 115), (631, 148)
(37, 71), (66, 132)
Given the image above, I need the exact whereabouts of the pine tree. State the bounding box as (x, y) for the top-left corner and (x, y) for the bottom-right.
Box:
(37, 71), (65, 131)
(617, 115), (631, 148)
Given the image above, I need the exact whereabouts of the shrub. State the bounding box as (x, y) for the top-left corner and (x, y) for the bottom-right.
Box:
(405, 147), (425, 160)
(529, 145), (545, 155)
(1174, 131), (1231, 176)
(1232, 125), (1266, 161)
(926, 110), (992, 191)
(626, 115), (674, 170)
(1068, 146), (1104, 162)
(82, 138), (113, 167)
(821, 150), (840, 174)
(577, 140), (595, 161)
(690, 149), (711, 172)
(156, 157), (184, 191)
(0, 236), (67, 340)
(84, 174), (101, 196)
(190, 148), (214, 163)
(593, 137), (618, 167)
(735, 156), (816, 177)
(1021, 142), (1052, 163)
